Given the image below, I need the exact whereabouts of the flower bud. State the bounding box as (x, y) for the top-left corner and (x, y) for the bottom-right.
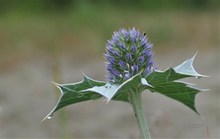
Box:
(105, 28), (155, 84)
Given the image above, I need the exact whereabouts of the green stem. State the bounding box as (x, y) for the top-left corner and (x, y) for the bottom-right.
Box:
(129, 89), (151, 139)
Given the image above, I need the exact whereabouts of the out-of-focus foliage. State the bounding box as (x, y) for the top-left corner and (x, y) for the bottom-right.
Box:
(0, 0), (219, 14)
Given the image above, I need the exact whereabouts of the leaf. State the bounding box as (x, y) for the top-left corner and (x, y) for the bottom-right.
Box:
(80, 83), (119, 102)
(82, 72), (152, 102)
(43, 75), (105, 121)
(44, 53), (207, 120)
(174, 52), (207, 77)
(146, 54), (207, 114)
(44, 72), (154, 120)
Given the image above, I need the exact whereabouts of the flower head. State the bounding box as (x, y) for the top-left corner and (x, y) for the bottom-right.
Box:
(105, 28), (155, 84)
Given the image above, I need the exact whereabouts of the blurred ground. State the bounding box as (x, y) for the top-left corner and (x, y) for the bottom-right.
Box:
(0, 0), (219, 138)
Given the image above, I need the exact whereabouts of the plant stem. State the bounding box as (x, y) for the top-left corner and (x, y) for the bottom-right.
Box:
(129, 89), (151, 139)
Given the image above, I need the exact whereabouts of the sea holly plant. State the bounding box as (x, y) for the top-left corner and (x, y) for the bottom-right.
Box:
(44, 28), (207, 138)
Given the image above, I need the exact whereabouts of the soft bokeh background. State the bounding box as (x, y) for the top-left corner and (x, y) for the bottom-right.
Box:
(0, 0), (219, 138)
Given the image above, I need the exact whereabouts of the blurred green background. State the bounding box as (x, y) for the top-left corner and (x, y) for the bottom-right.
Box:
(0, 0), (219, 138)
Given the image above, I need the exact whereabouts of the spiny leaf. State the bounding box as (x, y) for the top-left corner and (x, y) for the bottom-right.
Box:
(80, 83), (119, 102)
(43, 75), (105, 121)
(174, 52), (207, 77)
(82, 72), (152, 102)
(44, 54), (207, 120)
(44, 72), (153, 121)
(146, 54), (208, 114)
(149, 81), (204, 114)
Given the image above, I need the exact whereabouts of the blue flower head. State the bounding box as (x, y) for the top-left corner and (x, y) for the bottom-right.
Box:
(105, 28), (155, 84)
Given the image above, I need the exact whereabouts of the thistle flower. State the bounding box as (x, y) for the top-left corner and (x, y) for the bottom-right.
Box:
(105, 28), (155, 84)
(47, 27), (206, 139)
